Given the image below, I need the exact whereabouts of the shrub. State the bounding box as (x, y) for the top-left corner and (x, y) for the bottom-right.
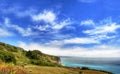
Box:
(30, 59), (57, 66)
(0, 50), (16, 64)
(26, 50), (42, 60)
(81, 67), (90, 70)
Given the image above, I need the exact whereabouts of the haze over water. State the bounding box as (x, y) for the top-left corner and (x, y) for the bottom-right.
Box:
(61, 57), (120, 74)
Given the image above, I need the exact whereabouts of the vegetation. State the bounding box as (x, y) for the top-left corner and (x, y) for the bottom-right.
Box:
(25, 65), (112, 74)
(0, 62), (27, 74)
(0, 42), (60, 66)
(26, 50), (60, 66)
(0, 50), (16, 64)
(0, 42), (113, 74)
(81, 67), (90, 70)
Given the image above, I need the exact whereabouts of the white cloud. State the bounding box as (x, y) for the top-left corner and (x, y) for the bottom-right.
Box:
(52, 18), (72, 30)
(91, 34), (116, 41)
(2, 6), (73, 31)
(32, 10), (56, 24)
(18, 41), (120, 58)
(63, 37), (99, 44)
(33, 16), (72, 31)
(34, 24), (50, 31)
(32, 10), (73, 30)
(79, 0), (98, 3)
(47, 37), (99, 47)
(80, 20), (95, 26)
(0, 28), (13, 37)
(84, 23), (120, 35)
(11, 25), (36, 36)
(1, 6), (36, 18)
(4, 18), (37, 37)
(82, 19), (120, 41)
(0, 18), (13, 37)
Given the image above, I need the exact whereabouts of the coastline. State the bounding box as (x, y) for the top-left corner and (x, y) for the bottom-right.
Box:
(24, 65), (113, 74)
(60, 57), (117, 74)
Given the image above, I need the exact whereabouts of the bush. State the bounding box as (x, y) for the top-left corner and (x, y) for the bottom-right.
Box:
(30, 59), (58, 66)
(81, 67), (90, 70)
(26, 50), (42, 60)
(26, 50), (60, 66)
(0, 50), (16, 64)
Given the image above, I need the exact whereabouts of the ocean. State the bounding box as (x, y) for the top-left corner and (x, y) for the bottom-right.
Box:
(61, 57), (120, 74)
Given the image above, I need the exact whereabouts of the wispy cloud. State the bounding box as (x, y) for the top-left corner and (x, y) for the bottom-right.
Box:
(82, 19), (120, 40)
(1, 8), (73, 39)
(52, 18), (72, 30)
(84, 23), (120, 35)
(18, 41), (120, 58)
(79, 0), (98, 3)
(32, 10), (73, 30)
(4, 18), (38, 37)
(63, 37), (99, 44)
(32, 10), (56, 24)
(80, 19), (95, 26)
(47, 37), (99, 47)
(34, 24), (50, 31)
(0, 28), (13, 37)
(1, 6), (36, 18)
(1, 5), (73, 31)
(34, 18), (72, 31)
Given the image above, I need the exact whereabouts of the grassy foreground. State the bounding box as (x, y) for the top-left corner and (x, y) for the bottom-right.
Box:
(0, 62), (27, 74)
(24, 65), (112, 74)
(0, 63), (112, 74)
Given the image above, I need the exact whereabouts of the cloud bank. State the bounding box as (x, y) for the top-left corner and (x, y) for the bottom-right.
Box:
(18, 41), (120, 58)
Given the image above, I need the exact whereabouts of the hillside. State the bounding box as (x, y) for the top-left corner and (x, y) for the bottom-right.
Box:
(0, 42), (60, 66)
(0, 42), (112, 74)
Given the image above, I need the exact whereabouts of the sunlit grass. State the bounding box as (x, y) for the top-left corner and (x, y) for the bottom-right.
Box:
(25, 65), (111, 74)
(0, 62), (112, 74)
(0, 62), (27, 74)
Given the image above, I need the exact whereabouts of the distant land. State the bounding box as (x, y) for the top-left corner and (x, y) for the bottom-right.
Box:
(0, 42), (113, 74)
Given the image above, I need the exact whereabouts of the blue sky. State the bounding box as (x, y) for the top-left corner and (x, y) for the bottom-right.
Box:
(0, 0), (120, 57)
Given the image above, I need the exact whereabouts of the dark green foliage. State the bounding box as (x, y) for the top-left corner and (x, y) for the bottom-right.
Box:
(79, 71), (82, 74)
(0, 42), (23, 52)
(25, 50), (61, 66)
(0, 42), (61, 66)
(0, 50), (16, 64)
(81, 67), (90, 70)
(30, 60), (57, 66)
(26, 50), (42, 60)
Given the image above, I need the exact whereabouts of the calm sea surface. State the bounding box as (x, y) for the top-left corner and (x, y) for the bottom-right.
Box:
(61, 57), (120, 74)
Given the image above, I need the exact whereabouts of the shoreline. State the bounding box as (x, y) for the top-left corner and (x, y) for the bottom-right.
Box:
(61, 65), (113, 74)
(60, 57), (115, 74)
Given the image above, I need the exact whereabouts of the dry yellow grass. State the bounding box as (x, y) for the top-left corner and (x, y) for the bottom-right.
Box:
(25, 65), (110, 74)
(0, 62), (27, 74)
(0, 62), (111, 74)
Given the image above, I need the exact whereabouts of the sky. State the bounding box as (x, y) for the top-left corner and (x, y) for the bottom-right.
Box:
(0, 0), (120, 57)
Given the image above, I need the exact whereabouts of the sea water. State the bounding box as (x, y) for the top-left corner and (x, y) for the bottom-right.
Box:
(61, 57), (120, 74)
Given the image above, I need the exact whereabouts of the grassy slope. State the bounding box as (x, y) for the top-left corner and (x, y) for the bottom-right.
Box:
(25, 65), (111, 74)
(0, 63), (112, 74)
(0, 42), (112, 74)
(0, 42), (60, 66)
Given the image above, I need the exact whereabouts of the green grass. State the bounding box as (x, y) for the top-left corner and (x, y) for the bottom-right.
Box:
(0, 42), (60, 66)
(0, 63), (112, 74)
(0, 42), (113, 74)
(24, 65), (112, 74)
